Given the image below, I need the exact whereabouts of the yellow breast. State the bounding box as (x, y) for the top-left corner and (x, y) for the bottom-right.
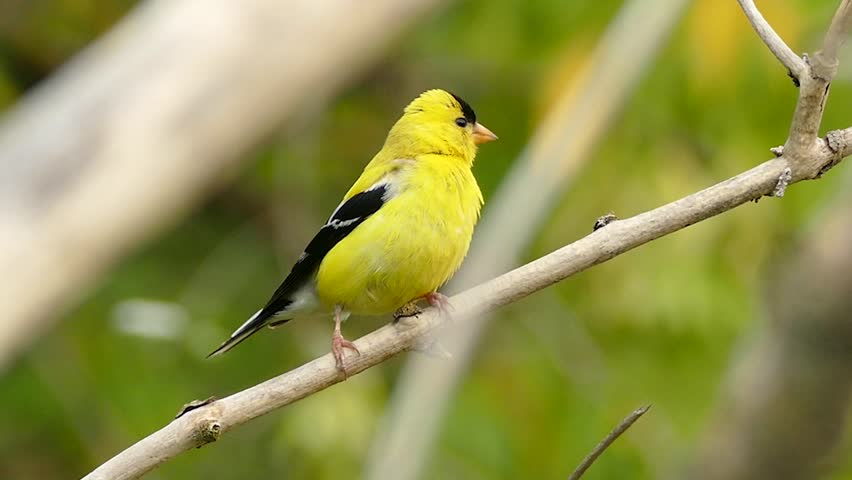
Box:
(315, 156), (482, 314)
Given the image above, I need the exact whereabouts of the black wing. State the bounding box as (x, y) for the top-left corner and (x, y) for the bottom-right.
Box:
(260, 184), (388, 316)
(208, 185), (388, 357)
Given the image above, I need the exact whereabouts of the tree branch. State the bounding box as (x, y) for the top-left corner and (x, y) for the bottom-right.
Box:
(84, 125), (852, 480)
(736, 0), (806, 78)
(784, 0), (851, 159)
(567, 405), (651, 480)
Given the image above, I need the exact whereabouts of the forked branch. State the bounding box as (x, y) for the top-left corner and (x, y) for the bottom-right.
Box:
(754, 0), (852, 159)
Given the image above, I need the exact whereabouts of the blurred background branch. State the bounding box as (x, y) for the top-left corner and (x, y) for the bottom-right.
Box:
(365, 1), (691, 478)
(0, 0), (447, 373)
(689, 168), (852, 480)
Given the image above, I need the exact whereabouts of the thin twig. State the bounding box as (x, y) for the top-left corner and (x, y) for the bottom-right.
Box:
(689, 170), (852, 480)
(83, 126), (852, 480)
(736, 0), (806, 78)
(567, 405), (651, 480)
(817, 0), (852, 72)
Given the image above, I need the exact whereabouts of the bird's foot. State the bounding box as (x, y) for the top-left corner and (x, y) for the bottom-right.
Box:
(331, 332), (360, 378)
(425, 292), (454, 317)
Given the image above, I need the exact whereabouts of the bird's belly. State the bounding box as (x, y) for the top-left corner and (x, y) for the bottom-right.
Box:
(315, 203), (473, 315)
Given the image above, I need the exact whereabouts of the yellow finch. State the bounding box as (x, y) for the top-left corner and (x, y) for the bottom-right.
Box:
(209, 89), (497, 374)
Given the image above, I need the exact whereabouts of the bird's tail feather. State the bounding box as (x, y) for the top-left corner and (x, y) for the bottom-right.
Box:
(208, 309), (269, 358)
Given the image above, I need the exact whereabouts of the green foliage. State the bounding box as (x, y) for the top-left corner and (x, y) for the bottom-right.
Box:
(1, 0), (851, 479)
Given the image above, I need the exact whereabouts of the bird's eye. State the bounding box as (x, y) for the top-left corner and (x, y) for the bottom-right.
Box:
(455, 117), (468, 128)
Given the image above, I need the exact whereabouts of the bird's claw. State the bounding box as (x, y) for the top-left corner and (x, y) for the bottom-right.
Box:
(332, 334), (360, 378)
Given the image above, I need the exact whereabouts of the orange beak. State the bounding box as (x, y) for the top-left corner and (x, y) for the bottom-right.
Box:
(472, 122), (498, 144)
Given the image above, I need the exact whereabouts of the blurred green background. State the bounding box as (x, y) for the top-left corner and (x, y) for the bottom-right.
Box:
(2, 0), (851, 478)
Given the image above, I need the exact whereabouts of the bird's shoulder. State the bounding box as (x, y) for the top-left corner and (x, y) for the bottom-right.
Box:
(343, 155), (417, 202)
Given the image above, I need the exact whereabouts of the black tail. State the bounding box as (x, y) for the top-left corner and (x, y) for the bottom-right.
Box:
(208, 309), (270, 358)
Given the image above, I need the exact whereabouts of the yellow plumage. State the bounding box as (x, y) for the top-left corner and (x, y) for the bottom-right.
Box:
(317, 91), (485, 314)
(209, 89), (497, 373)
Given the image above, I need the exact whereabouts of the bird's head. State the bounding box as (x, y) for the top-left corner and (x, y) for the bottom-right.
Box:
(385, 89), (497, 164)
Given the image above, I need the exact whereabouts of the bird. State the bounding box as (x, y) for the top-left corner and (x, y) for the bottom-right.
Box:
(208, 89), (497, 375)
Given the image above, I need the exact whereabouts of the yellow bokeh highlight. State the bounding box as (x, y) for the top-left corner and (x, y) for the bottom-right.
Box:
(686, 0), (802, 89)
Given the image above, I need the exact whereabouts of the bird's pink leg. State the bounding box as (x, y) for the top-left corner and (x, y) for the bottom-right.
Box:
(331, 306), (359, 377)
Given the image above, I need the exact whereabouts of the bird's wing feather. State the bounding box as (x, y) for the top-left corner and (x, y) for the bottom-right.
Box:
(207, 182), (392, 357)
(262, 182), (390, 316)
